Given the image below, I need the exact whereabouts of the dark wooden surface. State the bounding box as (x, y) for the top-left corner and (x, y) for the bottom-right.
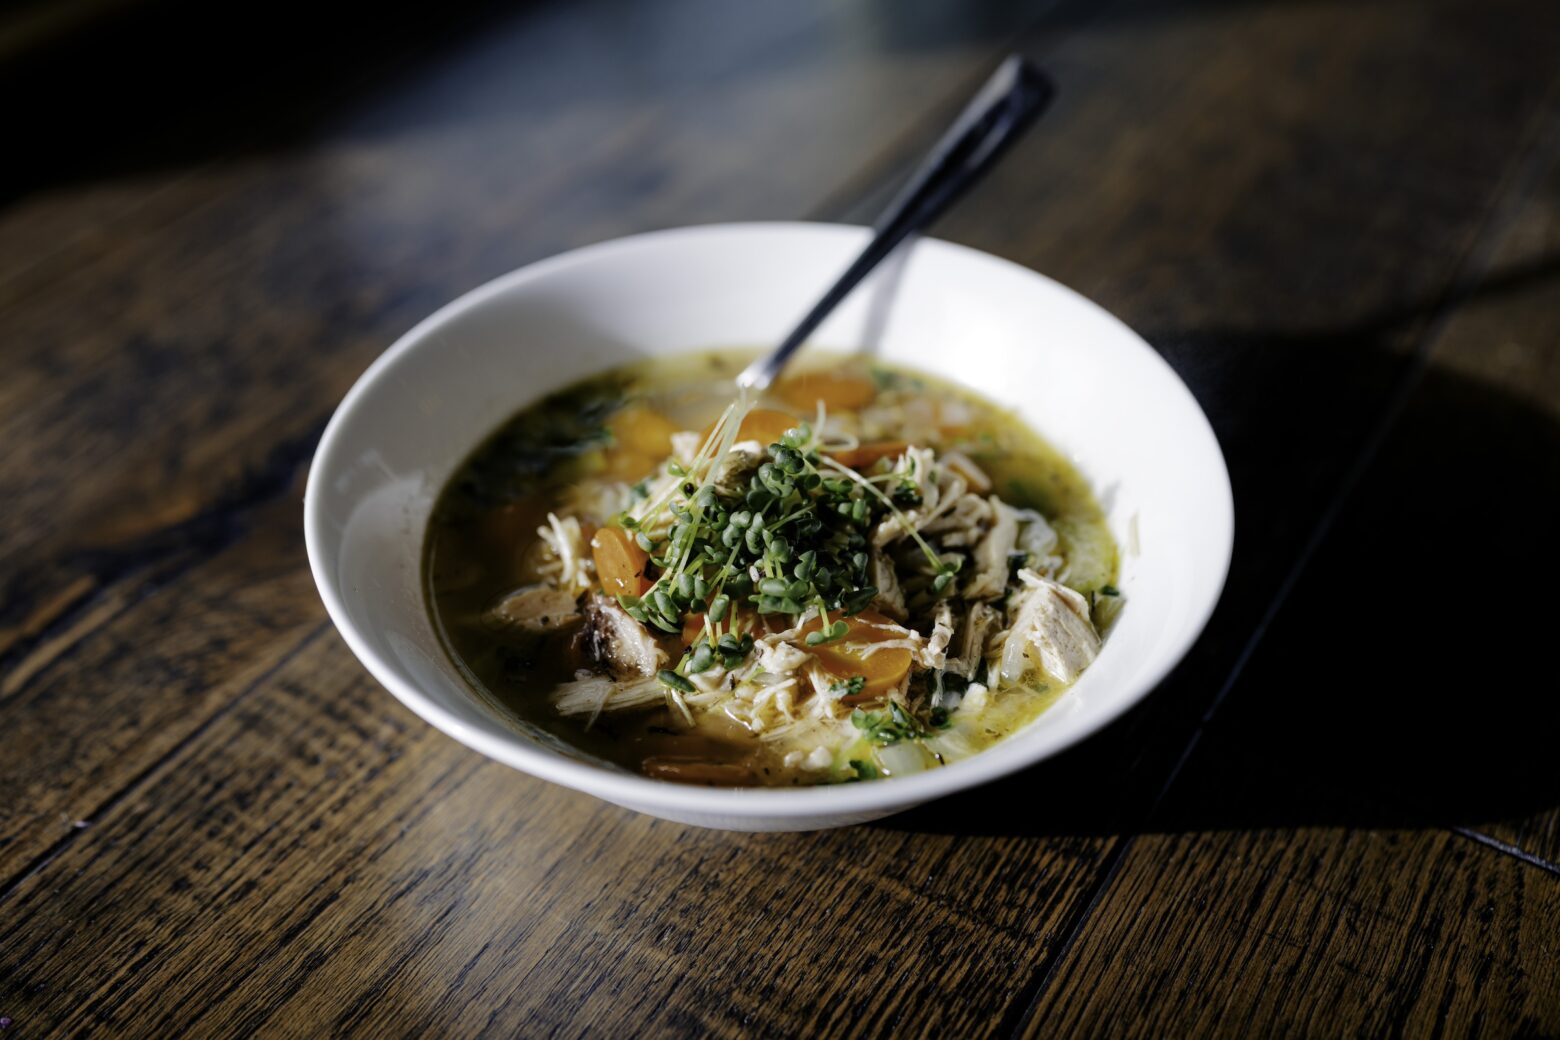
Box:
(2, 0), (1557, 1035)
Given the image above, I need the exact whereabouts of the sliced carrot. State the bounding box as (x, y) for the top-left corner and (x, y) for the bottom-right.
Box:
(826, 440), (909, 470)
(799, 608), (913, 702)
(599, 405), (679, 481)
(607, 404), (680, 456)
(775, 370), (878, 412)
(591, 525), (652, 597)
(700, 408), (801, 451)
(600, 449), (659, 481)
(681, 603), (909, 702)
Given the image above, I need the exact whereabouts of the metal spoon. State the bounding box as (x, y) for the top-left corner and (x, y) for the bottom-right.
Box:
(736, 55), (1054, 392)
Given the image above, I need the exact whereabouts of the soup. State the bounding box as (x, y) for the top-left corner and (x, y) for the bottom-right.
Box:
(425, 350), (1120, 786)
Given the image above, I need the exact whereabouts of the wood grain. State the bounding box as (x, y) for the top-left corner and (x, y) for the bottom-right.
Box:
(1107, 111), (1560, 858)
(1016, 827), (1560, 1038)
(2, 0), (1558, 1035)
(879, 0), (1560, 844)
(0, 486), (325, 882)
(1009, 117), (1560, 1023)
(0, 629), (1115, 1037)
(0, 0), (1045, 657)
(0, 0), (1046, 871)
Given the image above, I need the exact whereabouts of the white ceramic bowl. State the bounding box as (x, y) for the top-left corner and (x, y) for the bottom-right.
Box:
(305, 222), (1233, 831)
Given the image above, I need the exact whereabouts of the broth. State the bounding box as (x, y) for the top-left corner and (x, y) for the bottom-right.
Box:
(426, 350), (1118, 786)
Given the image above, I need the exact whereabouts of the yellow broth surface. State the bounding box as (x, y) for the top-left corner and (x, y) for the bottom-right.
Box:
(425, 350), (1117, 785)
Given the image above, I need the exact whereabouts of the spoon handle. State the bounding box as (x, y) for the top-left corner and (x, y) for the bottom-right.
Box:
(737, 56), (1054, 391)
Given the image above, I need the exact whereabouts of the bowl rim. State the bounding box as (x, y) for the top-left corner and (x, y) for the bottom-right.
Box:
(304, 220), (1234, 819)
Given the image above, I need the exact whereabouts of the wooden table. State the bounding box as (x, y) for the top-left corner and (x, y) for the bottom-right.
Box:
(3, 1), (1558, 1035)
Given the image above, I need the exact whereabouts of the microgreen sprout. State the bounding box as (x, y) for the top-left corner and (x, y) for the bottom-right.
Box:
(850, 701), (946, 745)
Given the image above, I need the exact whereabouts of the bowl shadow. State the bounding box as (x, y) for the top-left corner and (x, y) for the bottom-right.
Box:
(885, 262), (1560, 840)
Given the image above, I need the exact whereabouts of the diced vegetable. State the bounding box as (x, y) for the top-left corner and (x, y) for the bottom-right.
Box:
(599, 449), (660, 481)
(600, 404), (679, 481)
(800, 609), (913, 701)
(775, 370), (877, 411)
(608, 404), (680, 456)
(591, 525), (652, 596)
(826, 440), (909, 469)
(701, 408), (801, 450)
(875, 741), (931, 777)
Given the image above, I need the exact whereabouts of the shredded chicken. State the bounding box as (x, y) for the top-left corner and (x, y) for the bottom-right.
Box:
(997, 569), (1101, 684)
(872, 447), (968, 546)
(870, 546), (908, 620)
(724, 673), (804, 733)
(965, 497), (1019, 600)
(948, 601), (1000, 678)
(941, 450), (992, 493)
(486, 584), (581, 632)
(757, 639), (810, 676)
(577, 595), (667, 678)
(552, 671), (666, 722)
(922, 492), (993, 547)
(922, 602), (955, 670)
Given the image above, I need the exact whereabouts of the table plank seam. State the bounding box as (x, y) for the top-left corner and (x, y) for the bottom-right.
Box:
(1000, 82), (1560, 1033)
(0, 618), (332, 902)
(0, 417), (326, 705)
(1200, 79), (1560, 739)
(996, 833), (1137, 1040)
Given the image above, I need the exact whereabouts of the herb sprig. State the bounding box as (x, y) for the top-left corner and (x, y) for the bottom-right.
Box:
(613, 400), (962, 684)
(620, 420), (887, 659)
(850, 702), (949, 746)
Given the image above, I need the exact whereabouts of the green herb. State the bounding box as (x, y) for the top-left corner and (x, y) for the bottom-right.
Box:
(805, 617), (850, 646)
(851, 702), (938, 745)
(629, 413), (894, 662)
(848, 759), (880, 781)
(686, 642), (716, 674)
(1099, 584), (1120, 596)
(714, 632), (755, 669)
(656, 670), (695, 693)
(829, 675), (866, 698)
(891, 480), (923, 507)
